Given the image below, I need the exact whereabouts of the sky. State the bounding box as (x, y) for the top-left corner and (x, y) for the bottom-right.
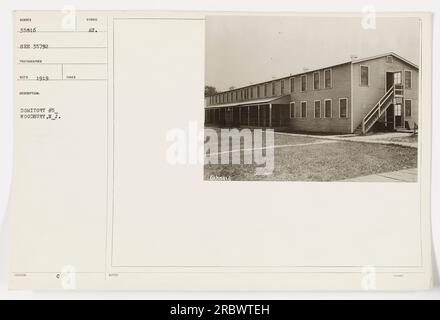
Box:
(205, 15), (420, 92)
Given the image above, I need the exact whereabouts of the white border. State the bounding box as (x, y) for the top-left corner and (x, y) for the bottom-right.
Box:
(0, 1), (438, 299)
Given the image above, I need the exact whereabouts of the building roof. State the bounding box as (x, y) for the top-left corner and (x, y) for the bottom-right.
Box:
(209, 52), (418, 95)
(206, 95), (291, 109)
(351, 52), (419, 69)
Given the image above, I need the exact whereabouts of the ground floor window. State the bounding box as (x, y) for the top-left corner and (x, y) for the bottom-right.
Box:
(324, 99), (332, 118)
(314, 100), (321, 118)
(290, 102), (295, 118)
(405, 99), (412, 117)
(301, 101), (307, 118)
(339, 98), (348, 118)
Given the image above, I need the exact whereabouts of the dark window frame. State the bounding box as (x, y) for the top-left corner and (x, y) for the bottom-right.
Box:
(405, 99), (412, 117)
(314, 100), (321, 118)
(339, 98), (348, 118)
(324, 99), (332, 118)
(301, 101), (307, 118)
(324, 69), (332, 89)
(313, 72), (320, 90)
(301, 75), (307, 92)
(404, 70), (412, 89)
(360, 65), (369, 86)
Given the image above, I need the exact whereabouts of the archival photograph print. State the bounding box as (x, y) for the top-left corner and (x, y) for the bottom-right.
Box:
(204, 15), (420, 182)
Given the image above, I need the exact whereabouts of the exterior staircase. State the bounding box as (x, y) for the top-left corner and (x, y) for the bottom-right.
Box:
(354, 84), (404, 135)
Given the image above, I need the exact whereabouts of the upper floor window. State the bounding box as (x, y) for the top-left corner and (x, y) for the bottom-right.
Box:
(404, 70), (412, 89)
(394, 72), (402, 85)
(250, 87), (254, 99)
(290, 77), (295, 92)
(264, 83), (268, 96)
(324, 69), (332, 88)
(339, 98), (348, 118)
(301, 75), (307, 92)
(272, 82), (275, 96)
(360, 65), (369, 86)
(281, 80), (285, 95)
(386, 55), (393, 63)
(257, 86), (261, 98)
(313, 72), (320, 90)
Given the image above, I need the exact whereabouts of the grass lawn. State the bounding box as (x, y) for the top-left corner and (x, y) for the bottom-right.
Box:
(204, 130), (418, 181)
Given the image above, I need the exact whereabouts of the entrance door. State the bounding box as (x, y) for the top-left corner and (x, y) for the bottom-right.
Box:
(386, 72), (394, 90)
(385, 106), (394, 130)
(386, 71), (402, 90)
(394, 104), (404, 128)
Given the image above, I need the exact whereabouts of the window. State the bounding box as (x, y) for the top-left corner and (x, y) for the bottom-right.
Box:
(240, 90), (243, 100)
(339, 98), (348, 118)
(324, 99), (332, 118)
(250, 87), (253, 99)
(324, 69), (332, 88)
(394, 72), (402, 85)
(405, 71), (412, 89)
(301, 75), (307, 92)
(405, 100), (412, 117)
(314, 100), (321, 118)
(257, 86), (260, 98)
(290, 77), (295, 92)
(386, 55), (393, 63)
(313, 72), (320, 90)
(272, 82), (275, 95)
(301, 101), (307, 118)
(394, 104), (402, 116)
(281, 80), (285, 95)
(290, 102), (295, 118)
(360, 65), (369, 86)
(264, 83), (268, 96)
(235, 91), (238, 101)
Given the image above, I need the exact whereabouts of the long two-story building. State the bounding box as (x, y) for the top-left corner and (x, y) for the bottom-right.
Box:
(204, 52), (418, 134)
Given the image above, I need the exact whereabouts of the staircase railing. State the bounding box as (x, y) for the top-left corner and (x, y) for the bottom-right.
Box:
(361, 85), (396, 134)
